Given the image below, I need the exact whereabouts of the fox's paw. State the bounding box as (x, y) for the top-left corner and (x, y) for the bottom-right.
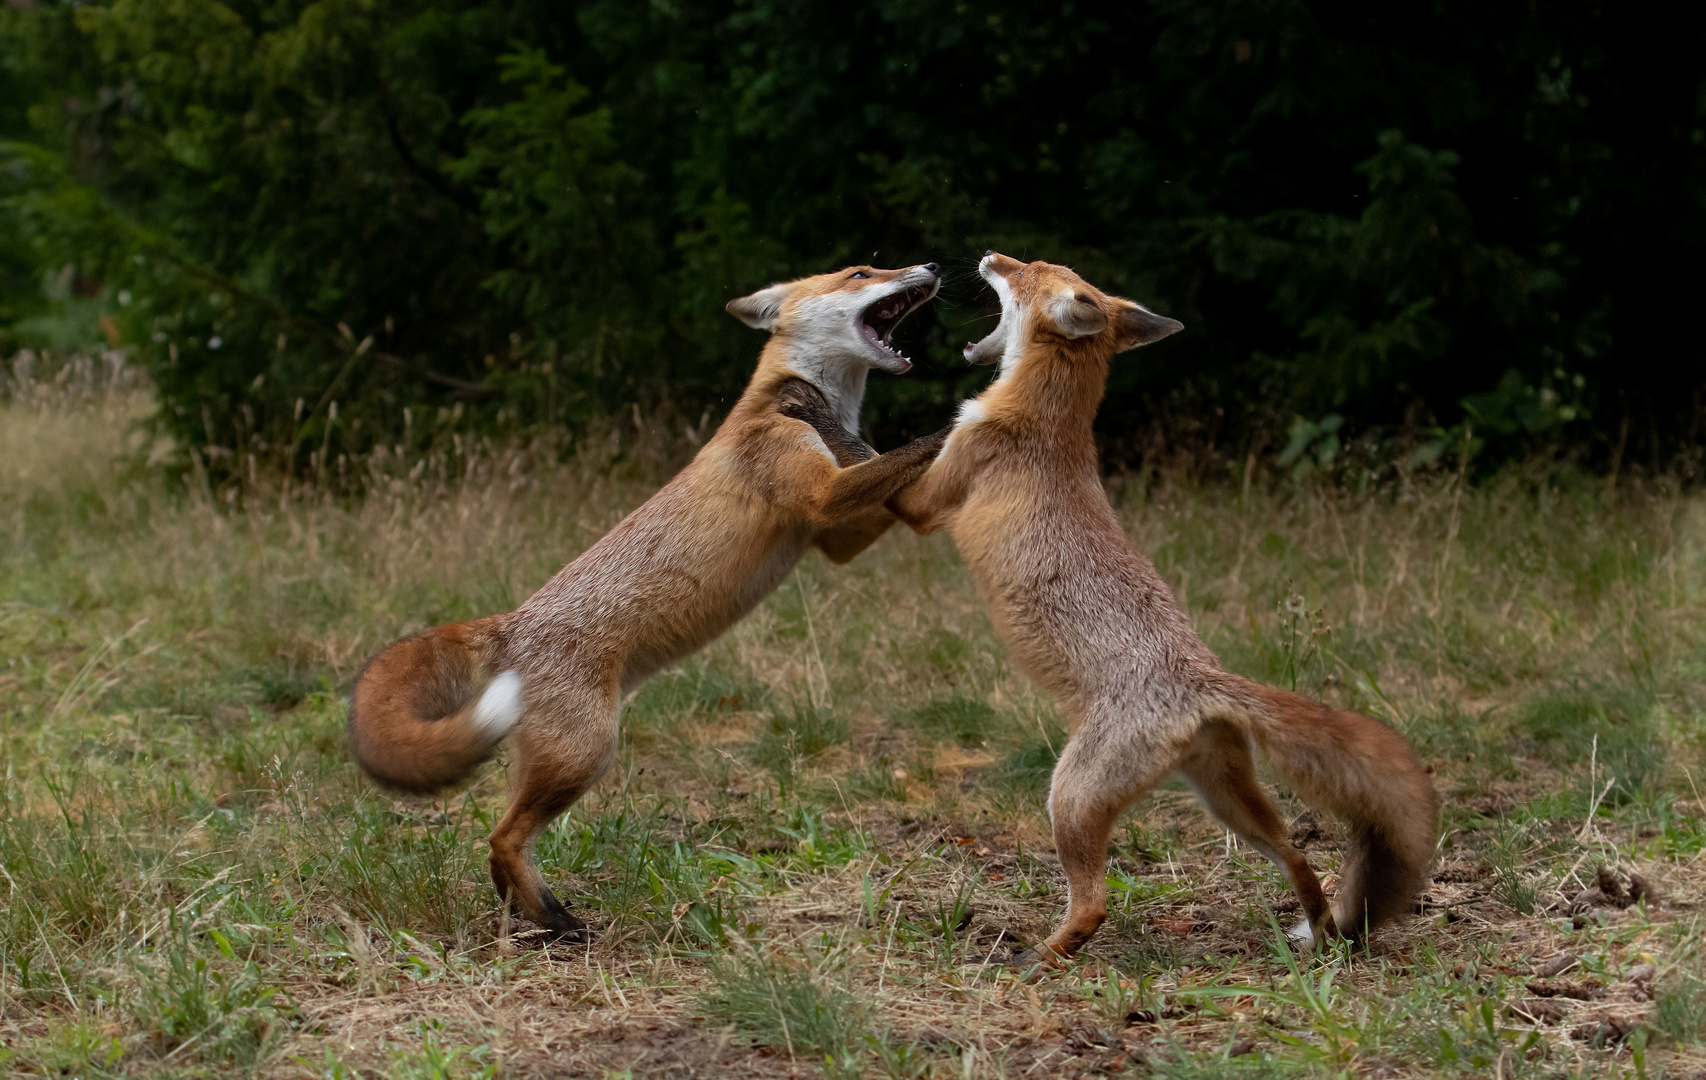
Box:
(1287, 914), (1339, 950)
(539, 888), (593, 945)
(1002, 945), (1069, 982)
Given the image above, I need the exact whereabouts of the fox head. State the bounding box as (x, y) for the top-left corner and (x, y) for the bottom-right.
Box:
(728, 263), (940, 429)
(963, 252), (1181, 371)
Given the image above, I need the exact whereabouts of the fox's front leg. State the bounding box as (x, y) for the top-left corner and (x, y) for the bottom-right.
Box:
(886, 441), (978, 535)
(776, 377), (876, 464)
(778, 425), (950, 527)
(776, 378), (901, 562)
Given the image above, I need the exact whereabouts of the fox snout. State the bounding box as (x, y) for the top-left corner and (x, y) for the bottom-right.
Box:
(979, 251), (1027, 280)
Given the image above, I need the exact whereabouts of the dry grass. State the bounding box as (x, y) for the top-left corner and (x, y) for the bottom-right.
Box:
(2, 352), (1704, 1079)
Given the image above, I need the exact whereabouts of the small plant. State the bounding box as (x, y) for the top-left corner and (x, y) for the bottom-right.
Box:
(677, 898), (730, 948)
(752, 698), (848, 777)
(1176, 918), (1363, 1070)
(1654, 970), (1706, 1044)
(1080, 963), (1152, 1026)
(135, 922), (287, 1067)
(930, 878), (977, 961)
(868, 1031), (938, 1079)
(22, 1019), (125, 1077)
(1430, 997), (1542, 1074)
(699, 944), (870, 1079)
(1486, 825), (1538, 915)
(388, 1030), (500, 1080)
(1272, 584), (1331, 693)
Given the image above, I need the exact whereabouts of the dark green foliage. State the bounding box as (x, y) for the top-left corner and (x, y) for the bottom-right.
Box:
(753, 698), (848, 777)
(1654, 971), (1706, 1044)
(998, 720), (1067, 790)
(1513, 688), (1663, 799)
(911, 696), (996, 746)
(1, 1), (1698, 465)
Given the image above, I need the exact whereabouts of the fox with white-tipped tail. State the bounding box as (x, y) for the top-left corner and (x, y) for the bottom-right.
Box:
(350, 262), (947, 940)
(885, 253), (1439, 965)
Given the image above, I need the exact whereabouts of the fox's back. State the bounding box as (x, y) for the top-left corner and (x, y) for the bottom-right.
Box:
(504, 434), (815, 690)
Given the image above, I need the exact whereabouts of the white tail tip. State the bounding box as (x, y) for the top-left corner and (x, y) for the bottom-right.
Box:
(472, 670), (523, 738)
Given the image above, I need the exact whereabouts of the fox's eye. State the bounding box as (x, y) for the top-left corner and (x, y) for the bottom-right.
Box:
(849, 271), (870, 279)
(1075, 293), (1094, 305)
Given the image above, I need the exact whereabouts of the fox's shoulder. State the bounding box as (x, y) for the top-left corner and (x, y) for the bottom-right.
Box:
(943, 397), (1012, 456)
(702, 399), (837, 481)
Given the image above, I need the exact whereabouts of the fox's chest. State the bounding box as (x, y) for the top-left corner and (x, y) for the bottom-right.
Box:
(950, 460), (1107, 571)
(949, 472), (1172, 655)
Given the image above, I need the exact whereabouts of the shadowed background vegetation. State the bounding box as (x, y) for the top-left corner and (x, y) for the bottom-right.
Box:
(3, 0), (1702, 473)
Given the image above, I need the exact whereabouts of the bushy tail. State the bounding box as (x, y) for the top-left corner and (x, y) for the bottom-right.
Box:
(348, 614), (521, 793)
(1225, 674), (1438, 939)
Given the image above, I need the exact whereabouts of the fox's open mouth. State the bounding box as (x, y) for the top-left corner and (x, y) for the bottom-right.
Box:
(858, 282), (935, 363)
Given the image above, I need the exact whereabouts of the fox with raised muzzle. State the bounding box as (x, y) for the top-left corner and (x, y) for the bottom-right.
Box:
(349, 262), (948, 940)
(883, 252), (1439, 965)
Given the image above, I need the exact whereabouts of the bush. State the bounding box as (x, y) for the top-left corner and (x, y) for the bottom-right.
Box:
(4, 0), (1683, 468)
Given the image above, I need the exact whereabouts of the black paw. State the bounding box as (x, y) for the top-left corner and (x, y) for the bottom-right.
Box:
(540, 887), (592, 944)
(1001, 946), (1067, 980)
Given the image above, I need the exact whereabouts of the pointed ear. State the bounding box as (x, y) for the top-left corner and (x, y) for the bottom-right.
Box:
(1110, 300), (1183, 352)
(1049, 290), (1109, 338)
(725, 281), (798, 330)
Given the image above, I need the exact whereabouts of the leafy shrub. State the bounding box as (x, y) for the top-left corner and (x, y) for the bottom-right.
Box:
(2, 1), (1661, 467)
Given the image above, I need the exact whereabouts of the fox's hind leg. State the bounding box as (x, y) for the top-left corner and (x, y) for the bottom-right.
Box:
(1177, 717), (1336, 946)
(1018, 716), (1175, 968)
(487, 675), (620, 943)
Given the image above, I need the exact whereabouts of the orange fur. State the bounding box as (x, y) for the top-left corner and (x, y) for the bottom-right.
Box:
(349, 264), (946, 938)
(891, 253), (1438, 963)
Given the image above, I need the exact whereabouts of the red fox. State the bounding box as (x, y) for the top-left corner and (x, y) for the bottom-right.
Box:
(886, 253), (1438, 964)
(349, 263), (947, 940)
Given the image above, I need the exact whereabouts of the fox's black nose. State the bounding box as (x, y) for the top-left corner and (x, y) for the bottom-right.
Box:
(923, 262), (939, 274)
(985, 249), (995, 257)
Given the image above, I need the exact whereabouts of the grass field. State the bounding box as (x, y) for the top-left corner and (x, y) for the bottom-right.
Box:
(2, 356), (1704, 1079)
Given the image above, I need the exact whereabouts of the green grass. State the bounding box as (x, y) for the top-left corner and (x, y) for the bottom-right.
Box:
(700, 942), (872, 1077)
(2, 359), (1705, 1077)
